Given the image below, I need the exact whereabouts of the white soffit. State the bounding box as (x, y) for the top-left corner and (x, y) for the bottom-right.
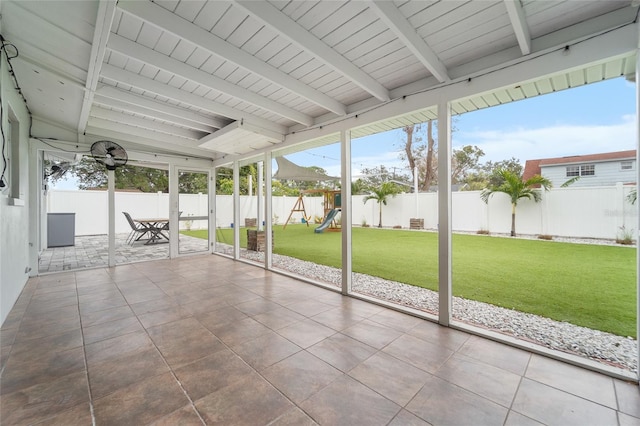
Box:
(199, 121), (284, 156)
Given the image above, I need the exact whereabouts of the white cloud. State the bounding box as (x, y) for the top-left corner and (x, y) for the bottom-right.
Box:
(454, 116), (636, 163)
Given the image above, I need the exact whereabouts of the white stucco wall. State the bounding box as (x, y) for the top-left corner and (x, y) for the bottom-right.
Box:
(1, 53), (32, 326)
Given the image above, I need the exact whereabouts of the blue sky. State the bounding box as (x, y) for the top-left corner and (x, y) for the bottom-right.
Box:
(288, 77), (636, 178)
(53, 77), (635, 188)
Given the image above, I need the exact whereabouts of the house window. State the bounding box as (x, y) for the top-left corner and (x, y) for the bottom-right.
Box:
(566, 166), (579, 177)
(580, 164), (595, 176)
(621, 161), (633, 170)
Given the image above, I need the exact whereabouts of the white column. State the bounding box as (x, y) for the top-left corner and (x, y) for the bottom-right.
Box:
(438, 100), (452, 326)
(257, 162), (264, 231)
(635, 27), (640, 385)
(168, 165), (178, 257)
(27, 143), (40, 276)
(210, 168), (216, 253)
(107, 169), (115, 267)
(264, 152), (273, 269)
(414, 166), (419, 218)
(341, 129), (352, 295)
(233, 161), (240, 259)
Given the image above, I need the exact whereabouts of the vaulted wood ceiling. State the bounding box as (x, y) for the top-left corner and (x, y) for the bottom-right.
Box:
(1, 0), (637, 161)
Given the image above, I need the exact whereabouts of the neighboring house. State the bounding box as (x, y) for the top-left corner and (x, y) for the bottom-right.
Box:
(523, 150), (636, 187)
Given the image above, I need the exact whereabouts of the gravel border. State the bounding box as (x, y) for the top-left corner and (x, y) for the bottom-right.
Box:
(217, 238), (638, 375)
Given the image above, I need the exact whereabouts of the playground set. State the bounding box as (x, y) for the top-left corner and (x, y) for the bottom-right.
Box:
(283, 189), (341, 233)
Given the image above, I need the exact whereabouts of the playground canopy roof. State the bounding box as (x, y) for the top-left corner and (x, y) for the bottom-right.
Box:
(273, 157), (339, 182)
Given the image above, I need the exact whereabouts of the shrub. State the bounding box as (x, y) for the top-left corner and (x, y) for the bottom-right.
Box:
(616, 226), (634, 245)
(476, 229), (490, 235)
(538, 234), (553, 240)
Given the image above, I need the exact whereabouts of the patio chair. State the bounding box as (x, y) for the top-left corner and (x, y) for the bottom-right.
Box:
(123, 212), (152, 245)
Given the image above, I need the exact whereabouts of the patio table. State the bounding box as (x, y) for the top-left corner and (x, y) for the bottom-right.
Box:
(134, 218), (169, 245)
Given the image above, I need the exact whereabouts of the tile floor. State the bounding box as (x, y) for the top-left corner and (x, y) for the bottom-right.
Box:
(2, 254), (639, 425)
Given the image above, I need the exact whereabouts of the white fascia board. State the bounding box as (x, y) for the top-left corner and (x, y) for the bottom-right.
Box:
(100, 64), (287, 135)
(107, 34), (313, 126)
(90, 106), (204, 140)
(504, 0), (532, 56)
(93, 94), (216, 133)
(283, 24), (636, 147)
(235, 0), (390, 102)
(96, 85), (228, 129)
(369, 1), (449, 83)
(78, 0), (117, 133)
(117, 0), (347, 116)
(85, 124), (217, 159)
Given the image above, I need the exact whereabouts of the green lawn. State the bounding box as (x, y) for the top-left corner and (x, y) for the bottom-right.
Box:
(183, 225), (637, 337)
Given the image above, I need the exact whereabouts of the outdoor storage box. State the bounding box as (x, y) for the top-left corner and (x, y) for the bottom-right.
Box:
(47, 213), (75, 247)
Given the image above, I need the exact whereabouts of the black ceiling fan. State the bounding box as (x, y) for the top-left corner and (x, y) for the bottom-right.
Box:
(90, 140), (128, 171)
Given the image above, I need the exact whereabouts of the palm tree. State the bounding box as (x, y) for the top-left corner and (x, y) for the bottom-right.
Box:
(363, 182), (401, 228)
(480, 169), (551, 237)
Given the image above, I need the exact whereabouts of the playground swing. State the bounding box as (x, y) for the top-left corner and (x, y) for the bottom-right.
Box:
(273, 156), (340, 232)
(283, 189), (341, 233)
(283, 193), (311, 230)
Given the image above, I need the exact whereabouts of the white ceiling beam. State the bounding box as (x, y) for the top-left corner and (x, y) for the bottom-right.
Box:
(88, 117), (205, 151)
(96, 85), (228, 130)
(90, 106), (205, 140)
(117, 0), (347, 116)
(100, 63), (287, 135)
(504, 0), (532, 55)
(234, 0), (390, 102)
(368, 1), (449, 83)
(85, 125), (217, 159)
(78, 0), (117, 134)
(8, 34), (88, 85)
(107, 34), (314, 126)
(93, 94), (216, 133)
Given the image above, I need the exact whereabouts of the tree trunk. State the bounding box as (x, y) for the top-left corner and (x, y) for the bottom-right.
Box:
(511, 203), (516, 237)
(403, 125), (416, 173)
(424, 120), (435, 191)
(378, 203), (383, 228)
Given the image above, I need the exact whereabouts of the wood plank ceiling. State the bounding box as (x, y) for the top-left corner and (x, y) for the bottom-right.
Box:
(1, 0), (637, 160)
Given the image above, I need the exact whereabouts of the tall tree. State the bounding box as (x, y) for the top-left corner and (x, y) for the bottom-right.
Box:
(359, 165), (409, 189)
(480, 169), (551, 237)
(363, 182), (402, 228)
(452, 145), (484, 184)
(402, 124), (418, 173)
(54, 157), (172, 192)
(423, 120), (436, 191)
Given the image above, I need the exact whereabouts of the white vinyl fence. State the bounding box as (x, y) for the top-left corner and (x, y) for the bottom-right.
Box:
(48, 183), (637, 240)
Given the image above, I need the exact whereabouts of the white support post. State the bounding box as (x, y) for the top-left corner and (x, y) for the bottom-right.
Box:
(437, 100), (452, 326)
(414, 166), (419, 218)
(635, 28), (640, 385)
(233, 161), (240, 259)
(257, 161), (264, 231)
(108, 169), (115, 267)
(341, 129), (352, 295)
(168, 165), (178, 258)
(27, 143), (40, 276)
(264, 152), (273, 269)
(210, 169), (217, 253)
